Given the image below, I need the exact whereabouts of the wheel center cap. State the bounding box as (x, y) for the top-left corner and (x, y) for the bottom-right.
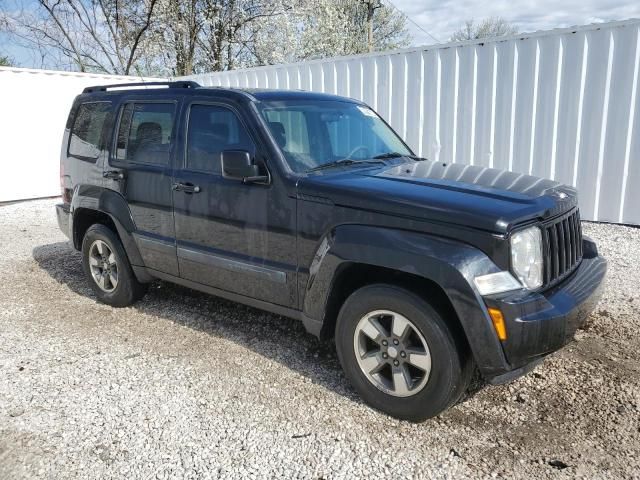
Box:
(387, 346), (398, 359)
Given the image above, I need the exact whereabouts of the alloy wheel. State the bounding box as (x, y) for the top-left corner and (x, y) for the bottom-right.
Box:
(88, 239), (118, 293)
(353, 309), (432, 397)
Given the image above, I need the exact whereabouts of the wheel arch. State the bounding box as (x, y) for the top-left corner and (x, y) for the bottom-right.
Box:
(302, 224), (511, 377)
(320, 263), (464, 345)
(72, 208), (117, 250)
(70, 186), (151, 281)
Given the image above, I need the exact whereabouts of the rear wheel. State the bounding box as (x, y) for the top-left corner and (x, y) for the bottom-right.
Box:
(81, 224), (147, 307)
(335, 284), (472, 421)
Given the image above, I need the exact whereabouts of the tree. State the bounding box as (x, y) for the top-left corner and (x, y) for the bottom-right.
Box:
(249, 0), (410, 66)
(154, 0), (202, 76)
(3, 0), (302, 74)
(450, 17), (517, 42)
(3, 0), (159, 74)
(2, 0), (411, 75)
(0, 4), (12, 66)
(361, 0), (381, 53)
(196, 0), (290, 72)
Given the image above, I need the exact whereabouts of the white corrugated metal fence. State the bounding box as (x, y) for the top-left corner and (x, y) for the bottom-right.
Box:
(1, 20), (638, 225)
(184, 19), (640, 225)
(0, 67), (158, 203)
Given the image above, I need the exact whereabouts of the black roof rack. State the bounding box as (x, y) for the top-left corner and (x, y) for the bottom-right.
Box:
(82, 80), (200, 94)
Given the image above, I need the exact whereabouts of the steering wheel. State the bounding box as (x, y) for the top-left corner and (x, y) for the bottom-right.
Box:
(345, 145), (369, 160)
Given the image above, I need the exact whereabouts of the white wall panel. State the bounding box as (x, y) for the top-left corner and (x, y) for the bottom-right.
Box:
(2, 20), (638, 225)
(184, 19), (640, 224)
(0, 67), (159, 203)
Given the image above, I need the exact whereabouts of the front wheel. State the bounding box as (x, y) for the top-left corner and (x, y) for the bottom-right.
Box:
(335, 284), (472, 421)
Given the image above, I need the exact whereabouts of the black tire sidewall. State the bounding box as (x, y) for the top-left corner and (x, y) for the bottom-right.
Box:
(81, 224), (144, 307)
(335, 284), (468, 421)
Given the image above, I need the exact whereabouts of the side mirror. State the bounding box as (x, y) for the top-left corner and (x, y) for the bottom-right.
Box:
(222, 150), (268, 183)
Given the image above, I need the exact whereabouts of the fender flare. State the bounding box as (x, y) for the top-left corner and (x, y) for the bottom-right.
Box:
(70, 185), (146, 270)
(302, 224), (510, 376)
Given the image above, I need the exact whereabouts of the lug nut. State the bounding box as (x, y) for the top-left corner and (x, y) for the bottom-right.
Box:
(382, 340), (388, 346)
(382, 352), (388, 359)
(393, 339), (399, 345)
(393, 360), (399, 366)
(400, 351), (406, 358)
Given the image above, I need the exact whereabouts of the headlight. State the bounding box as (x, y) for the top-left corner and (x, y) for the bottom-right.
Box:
(510, 226), (543, 289)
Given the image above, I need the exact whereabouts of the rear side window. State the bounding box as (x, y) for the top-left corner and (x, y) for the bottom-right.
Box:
(186, 104), (255, 174)
(114, 102), (175, 165)
(68, 102), (111, 160)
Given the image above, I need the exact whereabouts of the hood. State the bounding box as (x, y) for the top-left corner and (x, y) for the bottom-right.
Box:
(298, 159), (578, 233)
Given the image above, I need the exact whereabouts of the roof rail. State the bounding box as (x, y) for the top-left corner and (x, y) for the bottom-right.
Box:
(82, 80), (200, 93)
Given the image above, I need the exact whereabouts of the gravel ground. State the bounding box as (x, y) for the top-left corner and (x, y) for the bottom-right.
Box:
(0, 198), (639, 479)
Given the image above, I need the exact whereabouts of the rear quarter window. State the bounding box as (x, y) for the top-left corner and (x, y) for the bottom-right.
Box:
(113, 102), (175, 166)
(68, 102), (111, 160)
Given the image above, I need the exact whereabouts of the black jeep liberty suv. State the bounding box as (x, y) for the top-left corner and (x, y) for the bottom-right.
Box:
(56, 81), (606, 421)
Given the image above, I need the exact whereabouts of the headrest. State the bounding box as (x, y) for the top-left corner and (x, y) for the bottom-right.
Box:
(136, 122), (162, 144)
(268, 121), (286, 148)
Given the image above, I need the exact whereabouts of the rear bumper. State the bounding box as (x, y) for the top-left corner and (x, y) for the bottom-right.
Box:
(56, 203), (72, 240)
(482, 237), (606, 383)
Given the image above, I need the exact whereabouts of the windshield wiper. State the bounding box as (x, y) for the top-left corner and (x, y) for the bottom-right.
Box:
(306, 158), (385, 173)
(373, 152), (423, 160)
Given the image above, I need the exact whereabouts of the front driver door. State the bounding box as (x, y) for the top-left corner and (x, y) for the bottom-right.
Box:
(171, 100), (297, 308)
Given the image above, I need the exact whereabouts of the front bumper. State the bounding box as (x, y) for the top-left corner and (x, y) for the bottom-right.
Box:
(483, 237), (606, 383)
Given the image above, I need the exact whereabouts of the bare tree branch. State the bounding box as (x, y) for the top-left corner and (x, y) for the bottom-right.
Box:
(3, 0), (412, 74)
(124, 0), (158, 74)
(450, 17), (518, 42)
(37, 0), (86, 70)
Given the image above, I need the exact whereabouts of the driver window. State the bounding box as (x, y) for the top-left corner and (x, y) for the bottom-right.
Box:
(263, 109), (311, 155)
(262, 108), (318, 171)
(186, 104), (255, 174)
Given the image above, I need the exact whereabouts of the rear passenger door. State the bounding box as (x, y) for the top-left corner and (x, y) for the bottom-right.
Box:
(171, 100), (298, 308)
(106, 99), (180, 276)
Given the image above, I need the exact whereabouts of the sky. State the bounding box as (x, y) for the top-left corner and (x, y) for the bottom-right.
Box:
(391, 0), (640, 46)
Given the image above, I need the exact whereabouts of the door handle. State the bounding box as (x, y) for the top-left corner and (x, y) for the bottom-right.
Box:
(103, 170), (124, 180)
(172, 182), (201, 194)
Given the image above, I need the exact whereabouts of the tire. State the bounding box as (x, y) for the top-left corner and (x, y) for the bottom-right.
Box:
(81, 224), (148, 307)
(335, 284), (473, 422)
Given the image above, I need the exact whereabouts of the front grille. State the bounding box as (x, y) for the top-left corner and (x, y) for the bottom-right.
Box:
(542, 208), (583, 287)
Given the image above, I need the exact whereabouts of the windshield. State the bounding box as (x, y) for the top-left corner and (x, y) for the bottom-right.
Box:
(258, 100), (412, 173)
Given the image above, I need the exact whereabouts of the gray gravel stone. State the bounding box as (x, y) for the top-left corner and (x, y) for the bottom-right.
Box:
(0, 199), (639, 479)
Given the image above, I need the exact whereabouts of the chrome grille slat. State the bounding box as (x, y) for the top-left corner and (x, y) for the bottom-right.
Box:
(541, 209), (583, 289)
(557, 222), (566, 275)
(543, 228), (552, 284)
(570, 214), (578, 265)
(550, 224), (559, 279)
(566, 216), (573, 268)
(563, 219), (571, 272)
(577, 219), (583, 258)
